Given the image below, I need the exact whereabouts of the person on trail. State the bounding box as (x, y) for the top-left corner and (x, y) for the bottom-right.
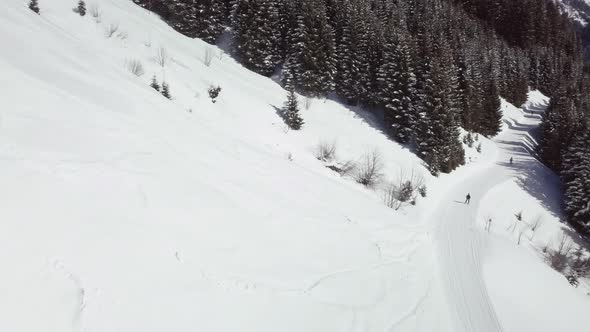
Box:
(465, 193), (471, 204)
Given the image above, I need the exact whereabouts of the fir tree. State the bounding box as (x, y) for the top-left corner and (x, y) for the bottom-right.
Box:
(561, 130), (590, 232)
(29, 0), (39, 14)
(77, 0), (86, 16)
(282, 89), (304, 130)
(161, 82), (171, 99)
(378, 26), (417, 144)
(150, 75), (161, 91)
(287, 0), (336, 96)
(231, 0), (282, 76)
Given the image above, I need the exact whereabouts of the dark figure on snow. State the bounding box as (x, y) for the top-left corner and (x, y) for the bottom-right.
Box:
(465, 193), (471, 204)
(510, 157), (513, 165)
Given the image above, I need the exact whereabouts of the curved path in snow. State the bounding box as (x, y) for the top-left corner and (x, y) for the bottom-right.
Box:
(430, 95), (548, 332)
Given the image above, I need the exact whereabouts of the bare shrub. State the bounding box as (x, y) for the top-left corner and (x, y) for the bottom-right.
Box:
(90, 4), (102, 23)
(528, 215), (543, 240)
(105, 23), (119, 38)
(203, 48), (214, 67)
(545, 234), (573, 273)
(125, 59), (145, 77)
(381, 169), (425, 210)
(315, 141), (336, 162)
(155, 46), (169, 67)
(383, 182), (403, 210)
(355, 150), (383, 188)
(476, 143), (482, 153)
(515, 211), (523, 221)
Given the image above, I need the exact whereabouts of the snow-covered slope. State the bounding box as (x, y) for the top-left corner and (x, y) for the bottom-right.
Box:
(1, 1), (589, 332)
(0, 1), (445, 331)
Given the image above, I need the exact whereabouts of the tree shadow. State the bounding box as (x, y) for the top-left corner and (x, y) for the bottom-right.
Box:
(496, 158), (562, 218)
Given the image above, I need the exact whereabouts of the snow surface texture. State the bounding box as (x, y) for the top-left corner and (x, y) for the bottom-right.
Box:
(0, 1), (588, 331)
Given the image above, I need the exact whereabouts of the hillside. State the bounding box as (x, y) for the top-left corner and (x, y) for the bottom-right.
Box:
(1, 1), (589, 331)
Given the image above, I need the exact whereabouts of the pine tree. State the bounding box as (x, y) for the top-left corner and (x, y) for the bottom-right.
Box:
(29, 0), (39, 14)
(480, 74), (503, 137)
(378, 25), (417, 144)
(231, 0), (282, 76)
(287, 0), (336, 96)
(166, 0), (225, 44)
(562, 130), (590, 232)
(161, 82), (171, 99)
(77, 0), (86, 16)
(282, 89), (304, 130)
(150, 75), (161, 91)
(334, 1), (369, 105)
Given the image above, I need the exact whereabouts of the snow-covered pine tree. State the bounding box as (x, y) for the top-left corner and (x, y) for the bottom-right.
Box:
(334, 0), (369, 105)
(150, 75), (161, 91)
(282, 89), (304, 130)
(77, 0), (86, 16)
(166, 0), (225, 44)
(287, 0), (336, 96)
(29, 0), (39, 14)
(479, 75), (502, 137)
(562, 130), (590, 232)
(231, 0), (282, 76)
(378, 23), (417, 144)
(161, 82), (171, 99)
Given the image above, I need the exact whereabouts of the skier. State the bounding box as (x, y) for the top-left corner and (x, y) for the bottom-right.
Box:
(465, 193), (471, 204)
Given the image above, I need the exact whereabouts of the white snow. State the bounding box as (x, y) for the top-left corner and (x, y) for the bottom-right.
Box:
(0, 1), (588, 331)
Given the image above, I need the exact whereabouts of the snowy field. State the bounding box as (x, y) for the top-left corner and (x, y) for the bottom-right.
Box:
(0, 1), (588, 331)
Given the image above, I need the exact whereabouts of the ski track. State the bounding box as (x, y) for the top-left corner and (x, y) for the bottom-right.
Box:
(432, 98), (548, 332)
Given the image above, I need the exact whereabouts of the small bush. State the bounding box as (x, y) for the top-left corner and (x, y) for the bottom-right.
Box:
(476, 143), (482, 153)
(545, 234), (573, 273)
(208, 86), (222, 103)
(515, 211), (523, 221)
(105, 23), (119, 38)
(315, 141), (336, 162)
(126, 59), (145, 77)
(418, 185), (427, 197)
(355, 150), (383, 188)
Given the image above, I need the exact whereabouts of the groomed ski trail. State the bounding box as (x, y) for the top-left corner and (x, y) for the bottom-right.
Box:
(430, 95), (548, 332)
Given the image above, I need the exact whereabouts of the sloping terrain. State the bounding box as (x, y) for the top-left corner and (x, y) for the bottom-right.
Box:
(1, 1), (588, 332)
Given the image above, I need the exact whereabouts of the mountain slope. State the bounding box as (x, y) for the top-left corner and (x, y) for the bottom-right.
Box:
(1, 1), (589, 332)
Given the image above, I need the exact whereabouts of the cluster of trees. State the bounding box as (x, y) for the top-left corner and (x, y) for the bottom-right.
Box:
(130, 1), (589, 230)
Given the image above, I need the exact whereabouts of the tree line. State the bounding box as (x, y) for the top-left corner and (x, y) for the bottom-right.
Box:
(131, 0), (590, 232)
